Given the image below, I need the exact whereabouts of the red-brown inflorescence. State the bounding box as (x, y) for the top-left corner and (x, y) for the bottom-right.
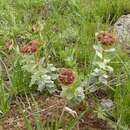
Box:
(5, 40), (13, 50)
(59, 68), (75, 86)
(21, 40), (39, 54)
(96, 31), (115, 46)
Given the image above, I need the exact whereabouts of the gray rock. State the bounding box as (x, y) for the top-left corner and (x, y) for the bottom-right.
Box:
(113, 14), (130, 54)
(114, 14), (130, 44)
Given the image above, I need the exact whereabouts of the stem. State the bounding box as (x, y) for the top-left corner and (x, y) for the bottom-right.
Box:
(59, 102), (66, 123)
(0, 58), (12, 87)
(116, 54), (130, 79)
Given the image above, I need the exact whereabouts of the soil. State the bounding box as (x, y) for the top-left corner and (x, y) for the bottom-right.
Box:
(0, 93), (114, 130)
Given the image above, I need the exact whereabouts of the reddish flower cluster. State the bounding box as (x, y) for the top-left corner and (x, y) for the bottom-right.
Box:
(96, 31), (115, 46)
(59, 68), (75, 86)
(5, 40), (13, 50)
(21, 40), (39, 54)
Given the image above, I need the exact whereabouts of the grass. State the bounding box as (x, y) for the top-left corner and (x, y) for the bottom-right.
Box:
(0, 0), (130, 129)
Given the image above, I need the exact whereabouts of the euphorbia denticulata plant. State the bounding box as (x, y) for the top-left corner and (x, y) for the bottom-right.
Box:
(59, 68), (85, 105)
(20, 40), (58, 93)
(80, 31), (116, 93)
(93, 32), (116, 83)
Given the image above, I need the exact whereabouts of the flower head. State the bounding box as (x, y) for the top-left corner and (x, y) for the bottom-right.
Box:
(21, 40), (39, 54)
(96, 31), (115, 46)
(59, 68), (75, 86)
(5, 40), (13, 50)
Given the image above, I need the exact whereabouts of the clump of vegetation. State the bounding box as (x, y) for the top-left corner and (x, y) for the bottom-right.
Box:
(0, 0), (130, 130)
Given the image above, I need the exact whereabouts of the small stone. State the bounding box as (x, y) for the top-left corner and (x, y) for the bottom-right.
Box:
(101, 99), (113, 110)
